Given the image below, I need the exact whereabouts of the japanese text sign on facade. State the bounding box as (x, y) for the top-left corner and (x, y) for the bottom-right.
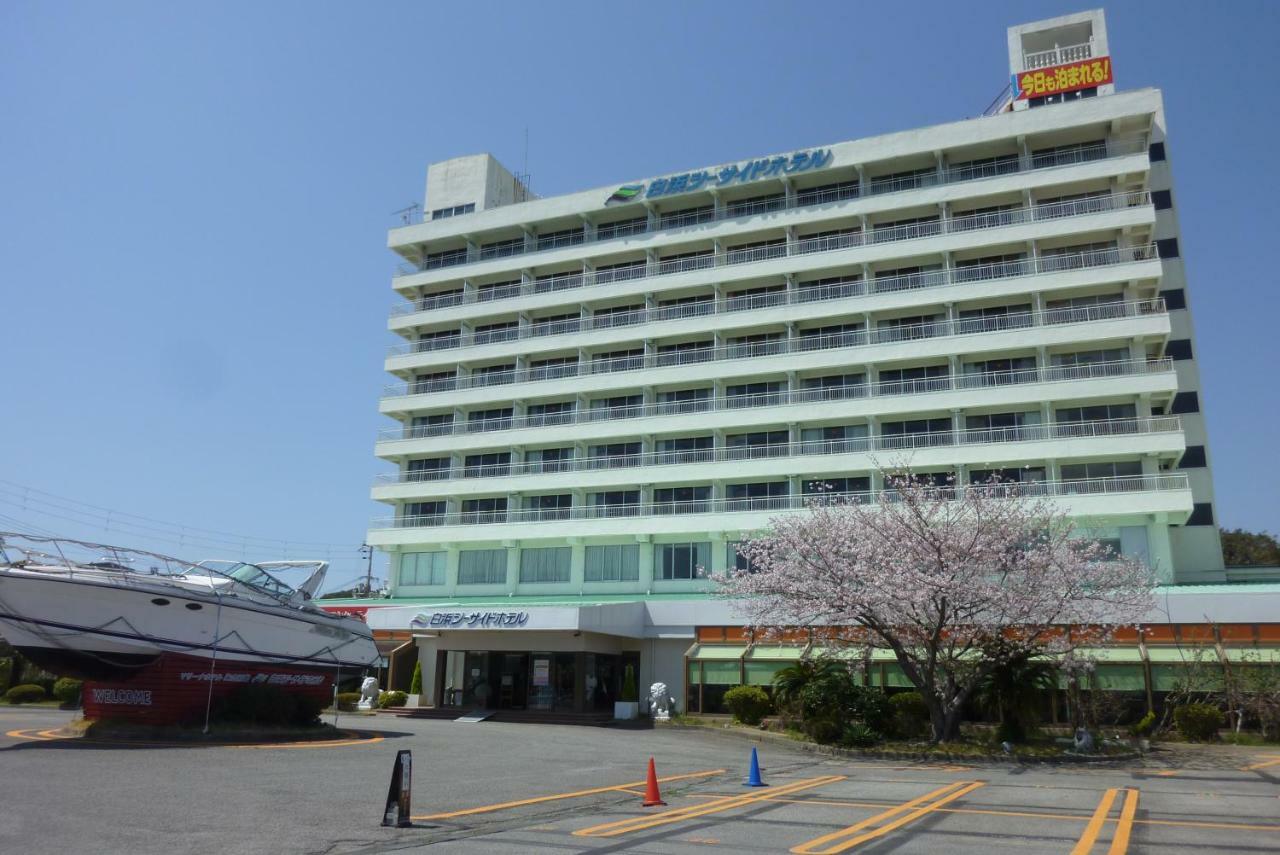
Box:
(1013, 57), (1113, 101)
(410, 610), (531, 629)
(607, 148), (833, 204)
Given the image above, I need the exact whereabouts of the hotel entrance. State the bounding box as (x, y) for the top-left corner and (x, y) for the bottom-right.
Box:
(439, 648), (636, 713)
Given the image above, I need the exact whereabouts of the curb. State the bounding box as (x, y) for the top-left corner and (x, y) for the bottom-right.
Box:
(659, 722), (1140, 766)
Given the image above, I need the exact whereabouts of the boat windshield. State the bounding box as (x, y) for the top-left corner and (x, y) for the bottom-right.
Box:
(196, 561), (296, 600)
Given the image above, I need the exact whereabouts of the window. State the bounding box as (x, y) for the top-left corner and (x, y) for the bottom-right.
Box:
(528, 356), (578, 381)
(957, 303), (1033, 333)
(404, 502), (445, 526)
(800, 424), (868, 453)
(658, 205), (715, 230)
(589, 394), (643, 419)
(1166, 339), (1193, 361)
(656, 435), (714, 463)
(1051, 349), (1128, 367)
(657, 387), (711, 414)
(1149, 142), (1167, 162)
(801, 374), (865, 401)
(527, 446), (573, 472)
(1056, 403), (1137, 425)
(400, 552), (446, 586)
(1186, 503), (1214, 526)
(727, 481), (789, 511)
(653, 486), (711, 513)
(596, 216), (648, 241)
(1030, 140), (1106, 168)
(430, 202), (475, 220)
(519, 547), (571, 583)
(876, 314), (944, 342)
(584, 544), (639, 582)
(725, 238), (786, 263)
(472, 321), (518, 345)
(471, 363), (514, 387)
(536, 227), (584, 252)
(878, 364), (949, 393)
(478, 237), (524, 260)
(1152, 189), (1172, 210)
(526, 400), (575, 426)
(411, 371), (454, 394)
(461, 497), (507, 523)
(462, 452), (510, 478)
(1060, 461), (1142, 480)
(803, 476), (870, 495)
(415, 329), (461, 352)
(410, 413), (452, 438)
(726, 541), (759, 573)
(591, 490), (640, 517)
(593, 303), (645, 327)
(466, 408), (513, 432)
(589, 442), (641, 468)
(1171, 391), (1200, 414)
(881, 417), (952, 448)
(594, 260), (646, 285)
(726, 193), (786, 218)
(797, 274), (863, 302)
(868, 165), (936, 194)
(953, 253), (1027, 282)
(1179, 445), (1207, 469)
(726, 430), (789, 458)
(591, 348), (644, 373)
(524, 494), (572, 520)
(531, 312), (581, 337)
(476, 279), (521, 301)
(406, 457), (450, 481)
(726, 284), (787, 310)
(424, 247), (468, 270)
(1156, 238), (1180, 259)
(727, 332), (785, 359)
(796, 180), (859, 206)
(457, 549), (507, 585)
(1160, 288), (1186, 310)
(947, 152), (1020, 181)
(800, 322), (863, 349)
(726, 381), (784, 407)
(657, 542), (710, 580)
(656, 340), (715, 366)
(968, 467), (1046, 485)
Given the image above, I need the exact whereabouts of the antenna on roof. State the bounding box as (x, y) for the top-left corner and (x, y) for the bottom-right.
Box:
(515, 126), (533, 201)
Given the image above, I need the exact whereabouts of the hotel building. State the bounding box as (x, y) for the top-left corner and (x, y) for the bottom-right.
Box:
(341, 10), (1266, 718)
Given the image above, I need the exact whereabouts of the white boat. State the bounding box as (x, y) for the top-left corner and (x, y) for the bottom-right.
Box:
(0, 532), (379, 681)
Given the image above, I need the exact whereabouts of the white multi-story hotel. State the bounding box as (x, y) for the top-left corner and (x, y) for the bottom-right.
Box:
(350, 10), (1240, 717)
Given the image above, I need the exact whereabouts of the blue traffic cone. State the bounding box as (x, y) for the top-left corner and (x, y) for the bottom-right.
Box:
(744, 746), (766, 787)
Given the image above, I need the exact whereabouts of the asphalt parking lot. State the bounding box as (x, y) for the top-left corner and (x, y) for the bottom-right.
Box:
(1, 706), (1277, 854)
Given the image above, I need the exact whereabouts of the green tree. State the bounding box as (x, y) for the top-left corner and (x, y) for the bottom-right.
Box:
(974, 642), (1058, 743)
(409, 661), (423, 695)
(771, 659), (848, 716)
(1220, 529), (1280, 567)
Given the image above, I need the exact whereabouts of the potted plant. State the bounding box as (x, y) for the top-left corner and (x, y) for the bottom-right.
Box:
(615, 664), (639, 720)
(1129, 711), (1156, 752)
(407, 661), (423, 708)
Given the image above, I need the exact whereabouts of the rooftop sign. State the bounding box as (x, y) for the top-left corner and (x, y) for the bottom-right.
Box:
(607, 148), (833, 204)
(1013, 56), (1113, 101)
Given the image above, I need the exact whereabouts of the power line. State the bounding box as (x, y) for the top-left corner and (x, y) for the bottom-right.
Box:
(0, 479), (368, 553)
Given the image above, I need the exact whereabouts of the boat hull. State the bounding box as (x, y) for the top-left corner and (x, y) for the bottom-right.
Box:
(0, 568), (379, 673)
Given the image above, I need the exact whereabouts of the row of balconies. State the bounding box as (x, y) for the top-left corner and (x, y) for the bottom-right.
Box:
(390, 188), (1152, 321)
(376, 357), (1175, 444)
(373, 415), (1182, 486)
(382, 299), (1167, 400)
(391, 136), (1144, 279)
(369, 473), (1190, 530)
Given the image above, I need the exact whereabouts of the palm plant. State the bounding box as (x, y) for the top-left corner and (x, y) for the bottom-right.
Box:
(974, 645), (1058, 742)
(772, 658), (847, 716)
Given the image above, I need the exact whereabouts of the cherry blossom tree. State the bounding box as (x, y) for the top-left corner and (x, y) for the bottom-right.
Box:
(716, 471), (1155, 742)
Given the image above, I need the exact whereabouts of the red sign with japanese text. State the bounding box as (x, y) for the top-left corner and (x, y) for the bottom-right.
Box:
(1013, 57), (1113, 100)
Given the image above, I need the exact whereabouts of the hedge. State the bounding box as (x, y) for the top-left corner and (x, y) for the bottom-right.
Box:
(3, 684), (47, 704)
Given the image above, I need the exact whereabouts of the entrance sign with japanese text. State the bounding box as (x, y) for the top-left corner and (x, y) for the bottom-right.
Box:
(411, 610), (530, 629)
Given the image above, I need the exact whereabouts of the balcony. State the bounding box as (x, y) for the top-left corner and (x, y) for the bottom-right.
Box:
(372, 416), (1181, 486)
(382, 298), (1166, 398)
(1024, 42), (1093, 71)
(390, 236), (1159, 357)
(368, 473), (1190, 530)
(376, 357), (1174, 443)
(389, 137), (1147, 290)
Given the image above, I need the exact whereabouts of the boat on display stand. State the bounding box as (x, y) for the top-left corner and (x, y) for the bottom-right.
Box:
(0, 532), (379, 722)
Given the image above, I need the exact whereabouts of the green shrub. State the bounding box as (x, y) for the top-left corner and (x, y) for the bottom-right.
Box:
(840, 722), (882, 748)
(409, 662), (423, 695)
(378, 690), (409, 709)
(723, 685), (772, 726)
(1174, 704), (1224, 742)
(52, 677), (83, 706)
(3, 684), (46, 704)
(335, 691), (362, 712)
(1129, 711), (1157, 738)
(888, 692), (930, 739)
(793, 665), (891, 744)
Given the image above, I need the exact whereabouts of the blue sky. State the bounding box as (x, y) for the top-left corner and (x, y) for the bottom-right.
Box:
(2, 1), (1277, 587)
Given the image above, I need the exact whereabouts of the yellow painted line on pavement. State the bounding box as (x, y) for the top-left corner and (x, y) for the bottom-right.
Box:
(790, 780), (984, 854)
(687, 791), (1280, 834)
(1240, 755), (1280, 772)
(413, 768), (725, 820)
(1107, 787), (1139, 855)
(1070, 788), (1120, 855)
(574, 775), (846, 838)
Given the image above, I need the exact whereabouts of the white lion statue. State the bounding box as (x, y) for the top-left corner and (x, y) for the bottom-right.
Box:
(358, 676), (380, 710)
(649, 682), (671, 720)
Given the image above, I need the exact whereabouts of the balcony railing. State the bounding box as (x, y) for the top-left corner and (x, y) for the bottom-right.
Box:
(383, 297), (1165, 397)
(1023, 42), (1094, 71)
(389, 136), (1148, 292)
(373, 416), (1181, 485)
(376, 357), (1175, 442)
(370, 473), (1190, 529)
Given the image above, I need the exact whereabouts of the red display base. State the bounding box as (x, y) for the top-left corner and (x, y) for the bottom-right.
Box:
(81, 653), (336, 725)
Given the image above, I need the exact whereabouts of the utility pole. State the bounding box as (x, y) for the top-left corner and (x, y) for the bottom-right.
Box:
(360, 543), (374, 597)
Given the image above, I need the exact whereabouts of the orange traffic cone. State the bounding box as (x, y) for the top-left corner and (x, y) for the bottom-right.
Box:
(642, 756), (666, 806)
